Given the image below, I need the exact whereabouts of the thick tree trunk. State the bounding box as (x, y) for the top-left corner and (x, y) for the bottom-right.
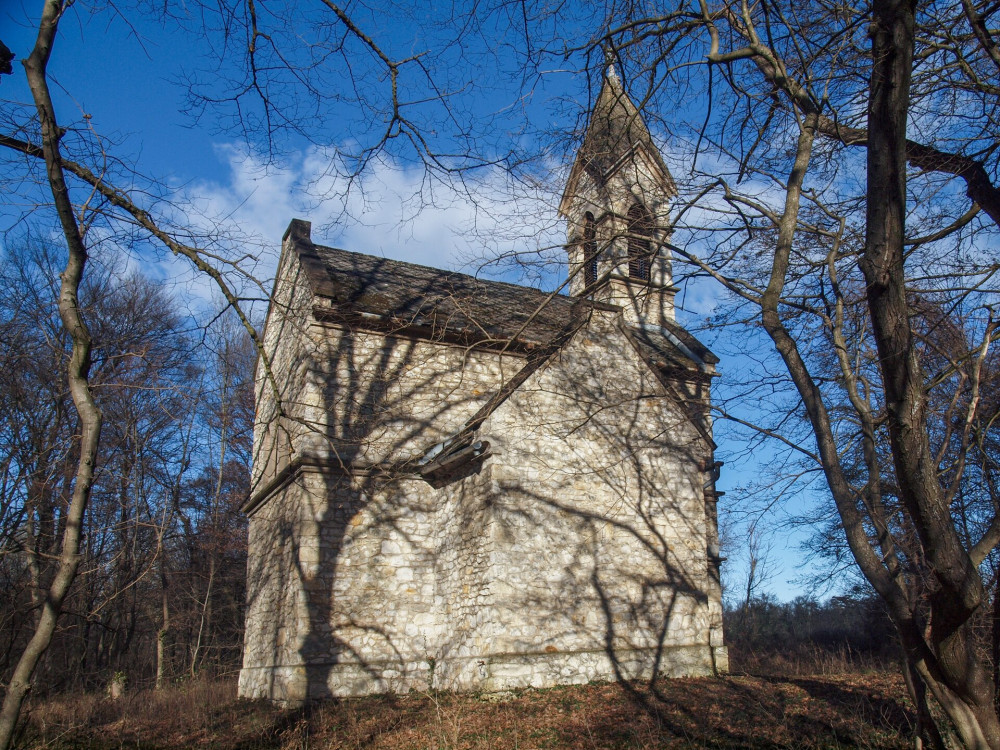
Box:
(903, 654), (947, 750)
(993, 575), (1000, 719)
(861, 0), (999, 747)
(0, 2), (102, 748)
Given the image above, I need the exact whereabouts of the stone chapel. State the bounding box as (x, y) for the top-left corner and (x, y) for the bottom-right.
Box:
(238, 69), (727, 704)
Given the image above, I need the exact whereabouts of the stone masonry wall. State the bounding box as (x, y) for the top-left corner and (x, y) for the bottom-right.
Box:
(252, 236), (317, 493)
(299, 316), (524, 466)
(252, 231), (525, 499)
(480, 308), (724, 680)
(239, 464), (498, 700)
(240, 302), (726, 702)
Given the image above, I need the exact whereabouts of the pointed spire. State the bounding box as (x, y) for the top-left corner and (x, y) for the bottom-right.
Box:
(581, 67), (659, 176)
(559, 66), (674, 217)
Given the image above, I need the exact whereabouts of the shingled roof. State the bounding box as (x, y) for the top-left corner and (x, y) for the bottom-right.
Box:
(281, 218), (715, 373)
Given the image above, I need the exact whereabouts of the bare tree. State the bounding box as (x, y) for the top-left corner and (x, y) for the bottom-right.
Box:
(2, 0), (999, 746)
(0, 4), (108, 740)
(0, 0), (497, 741)
(0, 231), (252, 687)
(494, 0), (1000, 746)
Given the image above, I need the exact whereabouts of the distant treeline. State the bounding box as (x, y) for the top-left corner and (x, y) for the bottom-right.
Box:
(724, 593), (902, 673)
(0, 239), (253, 694)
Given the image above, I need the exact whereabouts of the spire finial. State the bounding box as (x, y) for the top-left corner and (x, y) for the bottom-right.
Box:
(602, 43), (619, 82)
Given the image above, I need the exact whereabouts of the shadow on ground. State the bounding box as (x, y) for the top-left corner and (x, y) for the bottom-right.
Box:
(23, 671), (917, 749)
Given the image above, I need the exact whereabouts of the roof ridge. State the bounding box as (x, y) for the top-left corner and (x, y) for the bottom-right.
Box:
(308, 241), (571, 301)
(280, 219), (712, 370)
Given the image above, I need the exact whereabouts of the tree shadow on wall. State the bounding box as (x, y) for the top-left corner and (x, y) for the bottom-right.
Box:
(244, 251), (722, 704)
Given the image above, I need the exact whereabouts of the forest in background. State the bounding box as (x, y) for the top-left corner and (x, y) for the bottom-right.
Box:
(0, 233), (253, 694)
(0, 229), (928, 696)
(4, 0), (1000, 742)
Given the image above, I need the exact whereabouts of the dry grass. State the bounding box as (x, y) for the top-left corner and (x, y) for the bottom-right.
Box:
(729, 643), (898, 678)
(22, 679), (280, 749)
(20, 669), (919, 749)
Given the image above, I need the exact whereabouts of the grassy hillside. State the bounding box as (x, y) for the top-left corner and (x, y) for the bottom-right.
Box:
(21, 670), (917, 749)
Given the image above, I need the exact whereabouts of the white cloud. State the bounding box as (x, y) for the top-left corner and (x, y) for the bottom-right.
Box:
(183, 145), (558, 266)
(147, 144), (571, 322)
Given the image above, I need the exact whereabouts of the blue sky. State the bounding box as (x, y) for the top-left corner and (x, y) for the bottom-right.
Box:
(4, 4), (216, 180)
(1, 0), (825, 602)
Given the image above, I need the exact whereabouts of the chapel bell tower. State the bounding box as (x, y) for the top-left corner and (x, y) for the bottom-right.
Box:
(559, 67), (678, 327)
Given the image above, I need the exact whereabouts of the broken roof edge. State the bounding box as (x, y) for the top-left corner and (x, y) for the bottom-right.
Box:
(659, 318), (720, 367)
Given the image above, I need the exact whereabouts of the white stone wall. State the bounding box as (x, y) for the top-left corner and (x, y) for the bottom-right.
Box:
(240, 465), (499, 701)
(481, 309), (717, 656)
(251, 237), (525, 497)
(240, 300), (727, 703)
(251, 239), (318, 494)
(299, 320), (524, 465)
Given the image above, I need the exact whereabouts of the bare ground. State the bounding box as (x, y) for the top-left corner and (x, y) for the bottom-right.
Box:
(20, 671), (919, 749)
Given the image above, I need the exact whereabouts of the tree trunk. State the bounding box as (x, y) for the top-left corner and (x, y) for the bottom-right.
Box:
(903, 653), (947, 750)
(190, 555), (216, 679)
(862, 0), (999, 746)
(0, 2), (103, 748)
(156, 556), (170, 690)
(993, 574), (1000, 720)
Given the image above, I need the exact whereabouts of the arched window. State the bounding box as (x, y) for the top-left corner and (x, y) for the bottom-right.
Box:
(583, 212), (597, 287)
(627, 203), (652, 281)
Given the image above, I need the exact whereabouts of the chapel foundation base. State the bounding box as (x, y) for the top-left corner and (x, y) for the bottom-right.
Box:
(238, 644), (729, 704)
